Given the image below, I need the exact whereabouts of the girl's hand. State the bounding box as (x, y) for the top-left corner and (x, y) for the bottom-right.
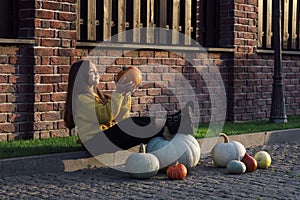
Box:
(115, 77), (136, 95)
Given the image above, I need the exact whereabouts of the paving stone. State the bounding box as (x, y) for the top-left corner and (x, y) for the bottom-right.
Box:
(0, 143), (299, 199)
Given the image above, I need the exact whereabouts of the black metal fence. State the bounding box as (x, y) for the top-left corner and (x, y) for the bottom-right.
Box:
(258, 0), (300, 50)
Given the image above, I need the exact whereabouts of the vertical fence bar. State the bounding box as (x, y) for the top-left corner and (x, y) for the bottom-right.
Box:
(172, 0), (180, 44)
(199, 0), (205, 45)
(146, 0), (155, 43)
(291, 0), (298, 49)
(195, 0), (201, 44)
(258, 0), (264, 48)
(266, 0), (273, 48)
(118, 0), (126, 42)
(103, 0), (112, 41)
(185, 0), (192, 45)
(87, 0), (97, 40)
(133, 0), (141, 43)
(283, 0), (290, 49)
(77, 0), (81, 40)
(159, 0), (168, 44)
(160, 0), (167, 28)
(298, 0), (300, 48)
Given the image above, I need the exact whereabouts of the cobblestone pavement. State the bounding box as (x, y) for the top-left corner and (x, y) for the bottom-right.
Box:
(0, 143), (299, 200)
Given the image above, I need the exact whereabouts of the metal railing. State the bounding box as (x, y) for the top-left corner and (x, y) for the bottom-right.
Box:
(77, 0), (219, 47)
(258, 0), (300, 50)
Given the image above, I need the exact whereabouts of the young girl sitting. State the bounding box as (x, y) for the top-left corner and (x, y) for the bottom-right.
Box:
(63, 60), (193, 155)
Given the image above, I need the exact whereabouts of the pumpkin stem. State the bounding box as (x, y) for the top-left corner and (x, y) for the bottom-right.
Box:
(122, 66), (128, 70)
(219, 133), (229, 143)
(139, 143), (146, 153)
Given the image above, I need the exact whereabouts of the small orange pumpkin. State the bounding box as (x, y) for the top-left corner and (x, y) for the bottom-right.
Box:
(166, 162), (187, 180)
(117, 66), (142, 86)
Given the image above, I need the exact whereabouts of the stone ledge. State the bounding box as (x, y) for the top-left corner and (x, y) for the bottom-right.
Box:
(0, 38), (35, 45)
(76, 41), (235, 53)
(257, 49), (300, 55)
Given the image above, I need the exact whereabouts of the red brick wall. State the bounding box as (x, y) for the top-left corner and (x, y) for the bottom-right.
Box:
(76, 48), (233, 124)
(229, 52), (300, 121)
(0, 0), (78, 141)
(228, 0), (300, 121)
(32, 0), (77, 139)
(0, 45), (34, 141)
(0, 0), (299, 141)
(255, 54), (300, 117)
(228, 0), (259, 121)
(0, 0), (35, 141)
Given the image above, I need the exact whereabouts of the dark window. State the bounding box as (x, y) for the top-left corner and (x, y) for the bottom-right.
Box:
(0, 0), (18, 38)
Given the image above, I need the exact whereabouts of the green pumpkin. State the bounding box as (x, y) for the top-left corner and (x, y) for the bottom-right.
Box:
(125, 144), (160, 179)
(227, 160), (246, 174)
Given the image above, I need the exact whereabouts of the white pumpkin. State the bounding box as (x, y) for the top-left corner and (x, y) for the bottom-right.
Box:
(211, 133), (246, 168)
(125, 144), (160, 179)
(146, 133), (200, 170)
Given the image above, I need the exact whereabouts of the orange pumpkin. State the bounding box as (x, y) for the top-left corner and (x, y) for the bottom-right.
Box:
(166, 162), (187, 180)
(117, 66), (142, 86)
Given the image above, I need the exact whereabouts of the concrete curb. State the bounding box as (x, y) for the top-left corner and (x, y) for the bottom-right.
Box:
(198, 128), (300, 154)
(0, 128), (299, 178)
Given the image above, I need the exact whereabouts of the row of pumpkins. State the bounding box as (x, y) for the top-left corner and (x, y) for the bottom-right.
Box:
(125, 133), (200, 180)
(125, 133), (272, 180)
(212, 133), (272, 174)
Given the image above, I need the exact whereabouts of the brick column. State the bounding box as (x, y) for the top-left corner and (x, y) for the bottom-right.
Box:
(0, 0), (36, 141)
(230, 0), (258, 121)
(32, 0), (77, 139)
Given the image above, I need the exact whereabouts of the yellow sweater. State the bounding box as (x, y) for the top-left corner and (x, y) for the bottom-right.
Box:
(75, 91), (131, 141)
